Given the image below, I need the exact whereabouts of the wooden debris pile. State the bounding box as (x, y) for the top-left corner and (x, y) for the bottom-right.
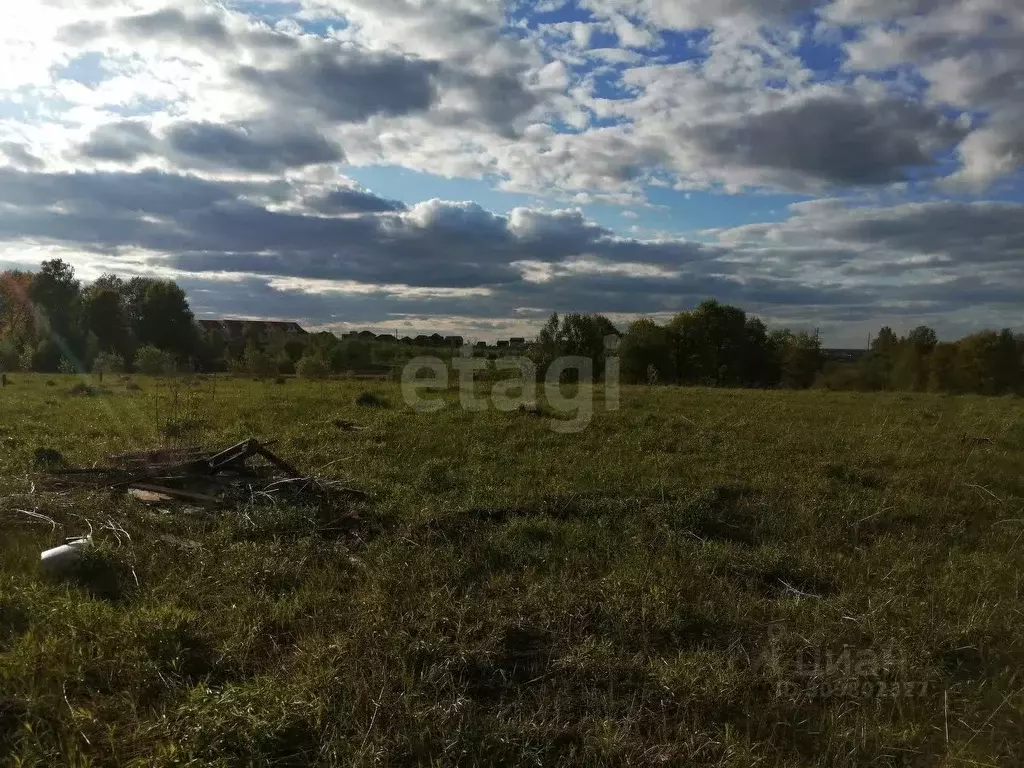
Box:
(39, 439), (367, 508)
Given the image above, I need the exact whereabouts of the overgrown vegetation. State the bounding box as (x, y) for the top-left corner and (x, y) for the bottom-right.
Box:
(818, 325), (1024, 394)
(1, 375), (1022, 765)
(3, 262), (1022, 397)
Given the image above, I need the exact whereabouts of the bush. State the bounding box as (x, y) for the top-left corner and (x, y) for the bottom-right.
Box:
(276, 353), (295, 376)
(243, 345), (278, 379)
(134, 345), (175, 376)
(296, 354), (329, 380)
(93, 351), (126, 375)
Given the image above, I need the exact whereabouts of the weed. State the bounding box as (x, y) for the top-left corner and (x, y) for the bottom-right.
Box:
(65, 382), (98, 396)
(159, 418), (205, 441)
(32, 447), (65, 468)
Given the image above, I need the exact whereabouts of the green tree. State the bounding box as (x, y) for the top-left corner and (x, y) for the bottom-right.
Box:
(928, 343), (959, 393)
(196, 325), (229, 372)
(135, 280), (198, 359)
(620, 318), (674, 384)
(296, 353), (330, 379)
(994, 329), (1020, 394)
(26, 339), (63, 373)
(858, 326), (901, 390)
(955, 332), (1007, 395)
(242, 344), (278, 378)
(134, 344), (175, 376)
(529, 313), (563, 374)
(559, 313), (619, 379)
(0, 338), (18, 372)
(906, 326), (938, 354)
(28, 259), (85, 364)
(0, 270), (36, 351)
(93, 351), (126, 375)
(330, 340), (372, 373)
(777, 331), (824, 389)
(84, 286), (132, 358)
(668, 300), (753, 386)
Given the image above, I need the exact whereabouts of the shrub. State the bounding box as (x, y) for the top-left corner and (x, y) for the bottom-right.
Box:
(243, 345), (278, 379)
(93, 351), (126, 375)
(134, 345), (175, 376)
(276, 353), (295, 376)
(296, 354), (329, 380)
(66, 382), (98, 396)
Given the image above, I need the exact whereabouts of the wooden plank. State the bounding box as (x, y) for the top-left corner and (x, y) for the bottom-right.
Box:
(254, 444), (300, 477)
(128, 483), (220, 505)
(207, 439), (258, 472)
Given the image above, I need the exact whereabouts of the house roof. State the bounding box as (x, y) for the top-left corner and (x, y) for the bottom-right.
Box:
(198, 319), (307, 337)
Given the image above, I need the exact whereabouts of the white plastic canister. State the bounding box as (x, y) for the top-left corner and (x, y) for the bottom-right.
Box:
(40, 535), (92, 573)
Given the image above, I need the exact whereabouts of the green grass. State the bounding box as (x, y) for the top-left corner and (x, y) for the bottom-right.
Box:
(1, 374), (1023, 765)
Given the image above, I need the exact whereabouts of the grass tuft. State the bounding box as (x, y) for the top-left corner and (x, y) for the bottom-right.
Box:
(355, 390), (388, 408)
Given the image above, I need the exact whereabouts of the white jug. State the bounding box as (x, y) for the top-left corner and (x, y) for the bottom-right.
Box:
(40, 535), (92, 573)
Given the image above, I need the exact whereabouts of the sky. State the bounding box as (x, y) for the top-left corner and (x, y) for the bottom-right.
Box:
(0, 0), (1022, 345)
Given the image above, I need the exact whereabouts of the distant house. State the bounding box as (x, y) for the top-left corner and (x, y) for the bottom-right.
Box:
(198, 319), (307, 343)
(496, 340), (510, 348)
(376, 334), (397, 344)
(475, 341), (487, 349)
(414, 335), (431, 346)
(400, 336), (414, 344)
(509, 337), (526, 346)
(429, 333), (445, 346)
(356, 331), (377, 341)
(824, 349), (869, 362)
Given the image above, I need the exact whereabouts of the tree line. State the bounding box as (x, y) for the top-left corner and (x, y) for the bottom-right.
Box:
(529, 303), (826, 388)
(0, 260), (200, 375)
(0, 260), (459, 376)
(532, 307), (1024, 394)
(2, 260), (1021, 394)
(817, 326), (1024, 395)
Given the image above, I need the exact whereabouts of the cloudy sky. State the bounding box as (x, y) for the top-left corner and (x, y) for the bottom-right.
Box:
(1, 0), (1022, 344)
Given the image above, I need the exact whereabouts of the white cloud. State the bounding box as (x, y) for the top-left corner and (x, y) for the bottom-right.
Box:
(1, 0), (1023, 342)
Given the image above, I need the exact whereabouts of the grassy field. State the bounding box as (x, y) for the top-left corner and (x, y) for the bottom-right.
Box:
(1, 374), (1023, 766)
